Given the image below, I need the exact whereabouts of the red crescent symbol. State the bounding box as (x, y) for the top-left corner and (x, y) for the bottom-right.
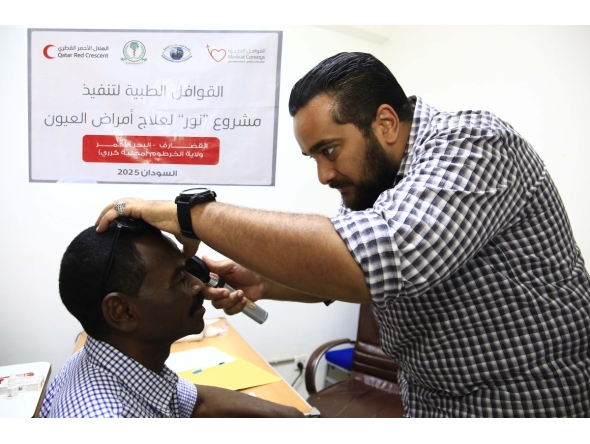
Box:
(43, 45), (55, 59)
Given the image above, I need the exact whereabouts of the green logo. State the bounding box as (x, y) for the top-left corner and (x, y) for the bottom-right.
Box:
(121, 40), (147, 63)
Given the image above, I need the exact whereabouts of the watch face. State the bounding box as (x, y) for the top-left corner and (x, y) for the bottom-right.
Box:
(178, 187), (216, 204)
(181, 187), (209, 196)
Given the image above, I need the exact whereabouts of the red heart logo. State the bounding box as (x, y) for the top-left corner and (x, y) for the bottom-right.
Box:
(210, 49), (226, 62)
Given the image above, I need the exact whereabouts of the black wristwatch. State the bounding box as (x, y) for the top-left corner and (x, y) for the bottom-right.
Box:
(175, 188), (217, 239)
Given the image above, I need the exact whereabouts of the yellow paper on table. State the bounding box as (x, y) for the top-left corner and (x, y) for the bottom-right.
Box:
(178, 358), (282, 391)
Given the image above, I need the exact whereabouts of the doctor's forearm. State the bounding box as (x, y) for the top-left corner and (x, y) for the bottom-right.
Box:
(262, 279), (333, 303)
(192, 202), (371, 304)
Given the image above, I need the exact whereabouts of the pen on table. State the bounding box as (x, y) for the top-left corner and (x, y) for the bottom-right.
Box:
(192, 362), (225, 374)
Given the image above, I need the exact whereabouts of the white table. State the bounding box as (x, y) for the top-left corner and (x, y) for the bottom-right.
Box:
(0, 362), (51, 418)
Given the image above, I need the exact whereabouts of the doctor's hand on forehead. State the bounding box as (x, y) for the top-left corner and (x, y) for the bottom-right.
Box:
(96, 197), (201, 259)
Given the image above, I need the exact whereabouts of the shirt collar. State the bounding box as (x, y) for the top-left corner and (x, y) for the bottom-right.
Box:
(394, 95), (439, 185)
(84, 335), (179, 416)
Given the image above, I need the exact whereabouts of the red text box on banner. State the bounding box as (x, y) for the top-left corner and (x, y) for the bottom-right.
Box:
(83, 135), (220, 165)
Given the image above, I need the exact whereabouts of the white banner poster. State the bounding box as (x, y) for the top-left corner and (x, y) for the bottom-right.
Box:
(28, 29), (283, 185)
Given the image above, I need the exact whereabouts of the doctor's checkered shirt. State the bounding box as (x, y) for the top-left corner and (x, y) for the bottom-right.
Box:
(331, 96), (590, 417)
(39, 335), (196, 417)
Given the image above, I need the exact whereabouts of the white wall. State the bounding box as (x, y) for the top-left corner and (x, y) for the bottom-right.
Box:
(379, 26), (590, 265)
(1, 25), (589, 400)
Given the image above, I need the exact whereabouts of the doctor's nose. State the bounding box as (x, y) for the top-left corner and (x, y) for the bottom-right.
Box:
(317, 160), (337, 185)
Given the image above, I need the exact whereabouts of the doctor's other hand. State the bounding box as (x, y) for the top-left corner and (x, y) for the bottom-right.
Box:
(202, 256), (265, 315)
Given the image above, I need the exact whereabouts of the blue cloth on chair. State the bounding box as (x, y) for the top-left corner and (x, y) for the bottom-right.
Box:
(325, 347), (354, 371)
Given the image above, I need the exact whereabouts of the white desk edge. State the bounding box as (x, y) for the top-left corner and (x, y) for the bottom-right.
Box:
(0, 361), (51, 418)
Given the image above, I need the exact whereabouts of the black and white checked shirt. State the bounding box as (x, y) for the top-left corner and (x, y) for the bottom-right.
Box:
(39, 336), (196, 417)
(331, 96), (590, 417)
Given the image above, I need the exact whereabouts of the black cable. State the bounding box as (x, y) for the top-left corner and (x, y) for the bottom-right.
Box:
(291, 362), (304, 386)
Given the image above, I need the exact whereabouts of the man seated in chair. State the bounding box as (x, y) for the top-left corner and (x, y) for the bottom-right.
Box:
(40, 217), (302, 418)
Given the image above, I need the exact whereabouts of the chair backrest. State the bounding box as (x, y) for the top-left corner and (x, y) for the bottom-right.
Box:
(351, 304), (400, 392)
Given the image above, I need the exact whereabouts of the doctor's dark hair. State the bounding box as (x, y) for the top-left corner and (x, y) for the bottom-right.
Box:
(288, 52), (413, 136)
(59, 224), (151, 338)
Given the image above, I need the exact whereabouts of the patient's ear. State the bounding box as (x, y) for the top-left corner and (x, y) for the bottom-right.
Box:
(102, 292), (138, 333)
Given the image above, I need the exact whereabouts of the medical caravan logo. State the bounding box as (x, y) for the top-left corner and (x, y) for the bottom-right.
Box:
(121, 40), (147, 64)
(162, 45), (192, 62)
(206, 44), (226, 62)
(206, 44), (266, 64)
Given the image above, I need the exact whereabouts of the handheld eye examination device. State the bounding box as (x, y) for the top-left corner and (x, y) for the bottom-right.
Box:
(186, 256), (268, 325)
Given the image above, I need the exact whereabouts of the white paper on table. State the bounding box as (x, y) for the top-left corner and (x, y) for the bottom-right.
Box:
(165, 346), (236, 373)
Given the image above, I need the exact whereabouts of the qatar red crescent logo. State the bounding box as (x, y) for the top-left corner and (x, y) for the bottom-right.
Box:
(206, 44), (226, 62)
(43, 45), (55, 59)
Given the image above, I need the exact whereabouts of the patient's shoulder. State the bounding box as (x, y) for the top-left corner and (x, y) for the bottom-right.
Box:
(39, 349), (123, 418)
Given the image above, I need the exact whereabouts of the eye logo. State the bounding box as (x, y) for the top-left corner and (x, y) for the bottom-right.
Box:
(162, 45), (192, 62)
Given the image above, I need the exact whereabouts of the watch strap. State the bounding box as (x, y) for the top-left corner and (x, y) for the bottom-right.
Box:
(175, 189), (216, 239)
(176, 199), (199, 239)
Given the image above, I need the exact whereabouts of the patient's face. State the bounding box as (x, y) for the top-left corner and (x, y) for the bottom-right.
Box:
(133, 234), (206, 343)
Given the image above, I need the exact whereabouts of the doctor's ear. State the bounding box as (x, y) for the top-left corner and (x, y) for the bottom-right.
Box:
(102, 292), (138, 333)
(373, 104), (400, 143)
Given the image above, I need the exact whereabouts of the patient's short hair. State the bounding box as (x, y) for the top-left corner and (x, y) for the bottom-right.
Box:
(59, 222), (158, 338)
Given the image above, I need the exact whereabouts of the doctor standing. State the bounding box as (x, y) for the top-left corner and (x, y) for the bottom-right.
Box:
(96, 52), (590, 418)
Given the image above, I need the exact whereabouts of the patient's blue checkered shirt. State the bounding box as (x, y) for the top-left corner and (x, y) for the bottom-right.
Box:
(332, 96), (590, 417)
(39, 336), (196, 417)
